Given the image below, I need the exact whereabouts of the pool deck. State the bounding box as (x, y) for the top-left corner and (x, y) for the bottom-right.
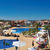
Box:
(0, 27), (39, 50)
(0, 35), (35, 50)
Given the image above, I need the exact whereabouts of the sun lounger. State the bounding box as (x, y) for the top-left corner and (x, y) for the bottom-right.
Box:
(27, 48), (31, 50)
(24, 35), (31, 37)
(27, 47), (36, 50)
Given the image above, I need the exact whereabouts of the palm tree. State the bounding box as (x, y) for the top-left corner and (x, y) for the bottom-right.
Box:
(43, 25), (48, 30)
(35, 23), (39, 32)
(4, 49), (6, 50)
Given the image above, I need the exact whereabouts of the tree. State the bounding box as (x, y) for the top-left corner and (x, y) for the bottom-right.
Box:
(43, 25), (48, 30)
(35, 23), (39, 32)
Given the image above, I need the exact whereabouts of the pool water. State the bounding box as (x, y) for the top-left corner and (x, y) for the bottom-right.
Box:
(38, 28), (42, 31)
(0, 39), (17, 49)
(12, 28), (42, 34)
(12, 28), (29, 33)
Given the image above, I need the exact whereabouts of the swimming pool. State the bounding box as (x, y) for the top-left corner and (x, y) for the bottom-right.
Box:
(12, 28), (42, 34)
(0, 39), (17, 49)
(38, 28), (42, 31)
(12, 28), (29, 33)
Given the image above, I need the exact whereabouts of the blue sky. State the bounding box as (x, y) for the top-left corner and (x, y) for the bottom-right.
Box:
(0, 0), (50, 20)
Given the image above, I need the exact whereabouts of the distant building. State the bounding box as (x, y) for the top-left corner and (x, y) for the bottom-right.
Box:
(0, 19), (50, 27)
(41, 20), (50, 26)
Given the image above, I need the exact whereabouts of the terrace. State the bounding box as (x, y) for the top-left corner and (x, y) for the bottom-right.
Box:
(0, 20), (50, 50)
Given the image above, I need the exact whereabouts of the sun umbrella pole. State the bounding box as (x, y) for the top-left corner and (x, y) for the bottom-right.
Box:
(39, 38), (40, 42)
(4, 49), (6, 50)
(15, 47), (18, 50)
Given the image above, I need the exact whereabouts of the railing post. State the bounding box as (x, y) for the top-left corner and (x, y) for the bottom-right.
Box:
(47, 30), (50, 45)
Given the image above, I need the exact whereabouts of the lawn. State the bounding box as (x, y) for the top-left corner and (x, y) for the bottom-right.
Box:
(48, 26), (50, 29)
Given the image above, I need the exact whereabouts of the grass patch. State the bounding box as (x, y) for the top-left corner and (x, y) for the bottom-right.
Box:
(48, 26), (50, 29)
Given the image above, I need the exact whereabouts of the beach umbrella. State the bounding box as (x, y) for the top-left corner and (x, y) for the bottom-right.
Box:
(7, 25), (11, 27)
(3, 29), (8, 32)
(40, 30), (46, 32)
(17, 24), (20, 26)
(11, 30), (16, 32)
(41, 30), (48, 33)
(41, 27), (45, 29)
(31, 47), (36, 50)
(40, 30), (47, 32)
(36, 32), (45, 37)
(36, 37), (44, 42)
(37, 31), (45, 35)
(27, 47), (36, 50)
(27, 48), (31, 50)
(12, 41), (26, 50)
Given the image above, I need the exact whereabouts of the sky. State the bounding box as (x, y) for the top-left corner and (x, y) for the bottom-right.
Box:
(0, 0), (50, 20)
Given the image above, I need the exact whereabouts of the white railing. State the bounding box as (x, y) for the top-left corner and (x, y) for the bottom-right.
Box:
(47, 30), (50, 45)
